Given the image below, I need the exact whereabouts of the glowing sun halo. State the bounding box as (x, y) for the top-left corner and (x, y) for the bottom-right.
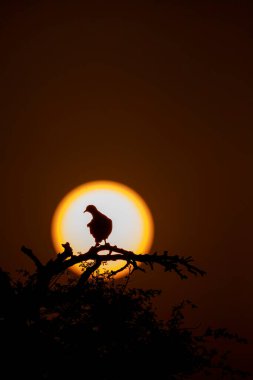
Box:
(51, 181), (154, 278)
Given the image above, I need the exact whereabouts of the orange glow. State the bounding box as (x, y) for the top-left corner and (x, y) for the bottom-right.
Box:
(51, 180), (154, 278)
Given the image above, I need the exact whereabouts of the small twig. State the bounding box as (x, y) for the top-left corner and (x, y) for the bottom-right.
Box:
(108, 261), (131, 278)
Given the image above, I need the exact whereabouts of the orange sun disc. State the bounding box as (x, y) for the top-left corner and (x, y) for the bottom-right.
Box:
(51, 180), (154, 279)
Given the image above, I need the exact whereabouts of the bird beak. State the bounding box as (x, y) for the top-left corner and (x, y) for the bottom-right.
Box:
(83, 209), (87, 213)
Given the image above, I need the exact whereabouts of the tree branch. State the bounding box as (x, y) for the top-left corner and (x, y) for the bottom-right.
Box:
(21, 243), (206, 287)
(21, 246), (43, 270)
(77, 259), (101, 286)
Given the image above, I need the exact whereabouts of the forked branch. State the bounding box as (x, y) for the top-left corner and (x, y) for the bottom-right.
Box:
(21, 242), (206, 288)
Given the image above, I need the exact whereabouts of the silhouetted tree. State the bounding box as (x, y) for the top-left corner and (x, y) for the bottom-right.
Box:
(0, 243), (250, 380)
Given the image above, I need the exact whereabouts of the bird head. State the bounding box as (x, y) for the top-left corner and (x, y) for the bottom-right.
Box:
(83, 205), (98, 214)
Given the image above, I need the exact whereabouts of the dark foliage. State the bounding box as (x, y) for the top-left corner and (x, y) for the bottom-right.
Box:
(0, 245), (250, 380)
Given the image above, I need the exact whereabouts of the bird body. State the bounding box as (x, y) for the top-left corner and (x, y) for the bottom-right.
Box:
(84, 205), (112, 246)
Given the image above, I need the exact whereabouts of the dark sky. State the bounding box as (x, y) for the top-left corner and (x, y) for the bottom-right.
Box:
(1, 0), (253, 373)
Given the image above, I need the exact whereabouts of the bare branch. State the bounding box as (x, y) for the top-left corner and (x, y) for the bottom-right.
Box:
(22, 242), (206, 288)
(107, 261), (131, 278)
(53, 244), (204, 276)
(21, 246), (43, 270)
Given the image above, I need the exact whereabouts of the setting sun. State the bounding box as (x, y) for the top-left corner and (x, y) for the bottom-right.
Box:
(51, 181), (154, 278)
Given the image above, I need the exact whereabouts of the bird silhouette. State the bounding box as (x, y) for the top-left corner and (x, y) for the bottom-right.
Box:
(84, 205), (113, 246)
